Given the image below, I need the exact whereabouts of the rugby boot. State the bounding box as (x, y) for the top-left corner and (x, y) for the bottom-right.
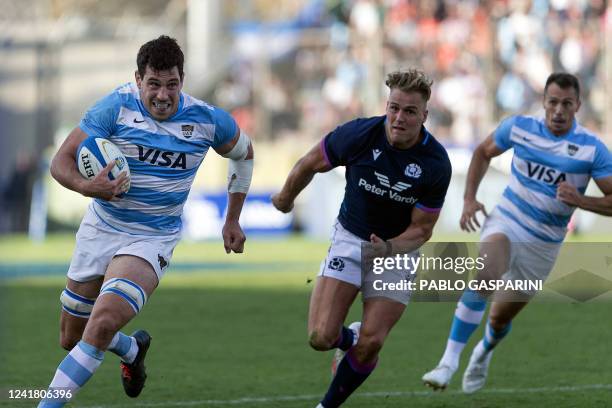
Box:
(462, 340), (492, 394)
(422, 364), (456, 391)
(120, 329), (151, 397)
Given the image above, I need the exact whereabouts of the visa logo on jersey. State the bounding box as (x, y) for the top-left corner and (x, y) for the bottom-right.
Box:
(526, 162), (566, 185)
(137, 146), (187, 169)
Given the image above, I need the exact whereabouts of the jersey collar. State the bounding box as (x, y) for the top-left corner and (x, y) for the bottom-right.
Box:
(542, 118), (577, 140)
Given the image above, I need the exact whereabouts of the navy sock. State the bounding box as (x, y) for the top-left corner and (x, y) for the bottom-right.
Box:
(483, 321), (512, 351)
(321, 348), (377, 408)
(332, 326), (354, 351)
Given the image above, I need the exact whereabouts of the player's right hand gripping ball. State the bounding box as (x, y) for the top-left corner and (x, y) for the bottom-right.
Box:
(77, 137), (131, 192)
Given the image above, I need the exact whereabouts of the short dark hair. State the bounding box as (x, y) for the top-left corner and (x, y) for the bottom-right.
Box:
(544, 72), (580, 99)
(137, 35), (184, 79)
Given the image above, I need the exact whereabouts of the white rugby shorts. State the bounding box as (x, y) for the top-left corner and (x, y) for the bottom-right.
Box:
(67, 205), (181, 282)
(318, 220), (417, 304)
(480, 207), (561, 295)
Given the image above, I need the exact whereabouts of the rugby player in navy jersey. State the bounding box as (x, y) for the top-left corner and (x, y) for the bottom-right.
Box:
(422, 72), (612, 394)
(273, 69), (452, 408)
(38, 36), (254, 407)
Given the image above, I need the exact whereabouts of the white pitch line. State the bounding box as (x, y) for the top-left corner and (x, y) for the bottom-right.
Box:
(77, 384), (612, 408)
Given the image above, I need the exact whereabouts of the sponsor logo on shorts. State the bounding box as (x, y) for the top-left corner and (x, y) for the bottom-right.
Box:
(328, 257), (345, 272)
(158, 254), (168, 269)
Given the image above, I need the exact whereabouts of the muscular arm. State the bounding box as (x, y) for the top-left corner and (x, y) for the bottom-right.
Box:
(272, 142), (332, 213)
(464, 133), (505, 201)
(50, 127), (90, 193)
(371, 208), (440, 256)
(461, 133), (506, 231)
(50, 127), (127, 200)
(557, 176), (612, 216)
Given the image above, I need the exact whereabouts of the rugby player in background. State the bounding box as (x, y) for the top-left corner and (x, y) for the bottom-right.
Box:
(422, 72), (612, 394)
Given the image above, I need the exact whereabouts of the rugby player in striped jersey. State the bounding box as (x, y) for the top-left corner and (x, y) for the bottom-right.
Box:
(422, 72), (612, 394)
(38, 36), (254, 407)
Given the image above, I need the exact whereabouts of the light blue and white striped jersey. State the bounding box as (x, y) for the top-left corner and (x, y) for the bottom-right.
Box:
(79, 82), (237, 235)
(493, 115), (612, 243)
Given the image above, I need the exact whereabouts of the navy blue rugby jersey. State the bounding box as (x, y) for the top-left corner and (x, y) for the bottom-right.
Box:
(322, 115), (452, 241)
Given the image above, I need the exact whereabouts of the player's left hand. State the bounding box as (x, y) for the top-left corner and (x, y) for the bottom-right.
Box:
(369, 234), (390, 257)
(222, 220), (246, 254)
(557, 181), (582, 207)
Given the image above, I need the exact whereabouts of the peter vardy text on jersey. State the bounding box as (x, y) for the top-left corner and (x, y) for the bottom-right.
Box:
(358, 178), (418, 204)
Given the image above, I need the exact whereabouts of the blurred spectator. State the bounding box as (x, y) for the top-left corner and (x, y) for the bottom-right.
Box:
(496, 67), (531, 115)
(213, 0), (607, 145)
(2, 152), (36, 233)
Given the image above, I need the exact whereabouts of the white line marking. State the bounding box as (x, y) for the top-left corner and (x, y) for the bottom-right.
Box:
(76, 384), (612, 407)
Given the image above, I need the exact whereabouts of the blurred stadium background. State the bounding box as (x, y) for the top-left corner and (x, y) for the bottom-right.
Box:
(0, 0), (610, 237)
(1, 1), (611, 407)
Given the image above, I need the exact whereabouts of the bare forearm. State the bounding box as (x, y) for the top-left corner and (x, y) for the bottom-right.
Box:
(273, 142), (330, 213)
(389, 225), (433, 254)
(50, 152), (87, 194)
(279, 159), (317, 203)
(226, 192), (247, 222)
(576, 195), (612, 216)
(223, 192), (247, 254)
(464, 150), (491, 200)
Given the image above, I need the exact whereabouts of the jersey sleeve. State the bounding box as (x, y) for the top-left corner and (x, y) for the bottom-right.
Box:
(591, 140), (612, 180)
(492, 116), (517, 151)
(211, 108), (238, 148)
(79, 92), (121, 138)
(322, 120), (367, 167)
(415, 157), (452, 213)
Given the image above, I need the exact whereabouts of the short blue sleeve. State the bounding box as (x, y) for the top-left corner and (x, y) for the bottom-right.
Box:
(211, 108), (238, 148)
(493, 116), (517, 151)
(79, 92), (121, 138)
(592, 140), (612, 180)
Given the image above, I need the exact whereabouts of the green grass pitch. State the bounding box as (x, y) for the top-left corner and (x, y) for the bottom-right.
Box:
(1, 234), (611, 407)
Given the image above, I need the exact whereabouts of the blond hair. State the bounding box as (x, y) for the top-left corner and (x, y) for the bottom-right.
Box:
(385, 69), (433, 101)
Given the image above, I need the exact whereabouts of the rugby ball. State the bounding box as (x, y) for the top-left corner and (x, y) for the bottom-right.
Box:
(77, 137), (131, 190)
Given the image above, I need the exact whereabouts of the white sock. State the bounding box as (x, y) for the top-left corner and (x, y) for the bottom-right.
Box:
(439, 339), (464, 371)
(472, 340), (489, 363)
